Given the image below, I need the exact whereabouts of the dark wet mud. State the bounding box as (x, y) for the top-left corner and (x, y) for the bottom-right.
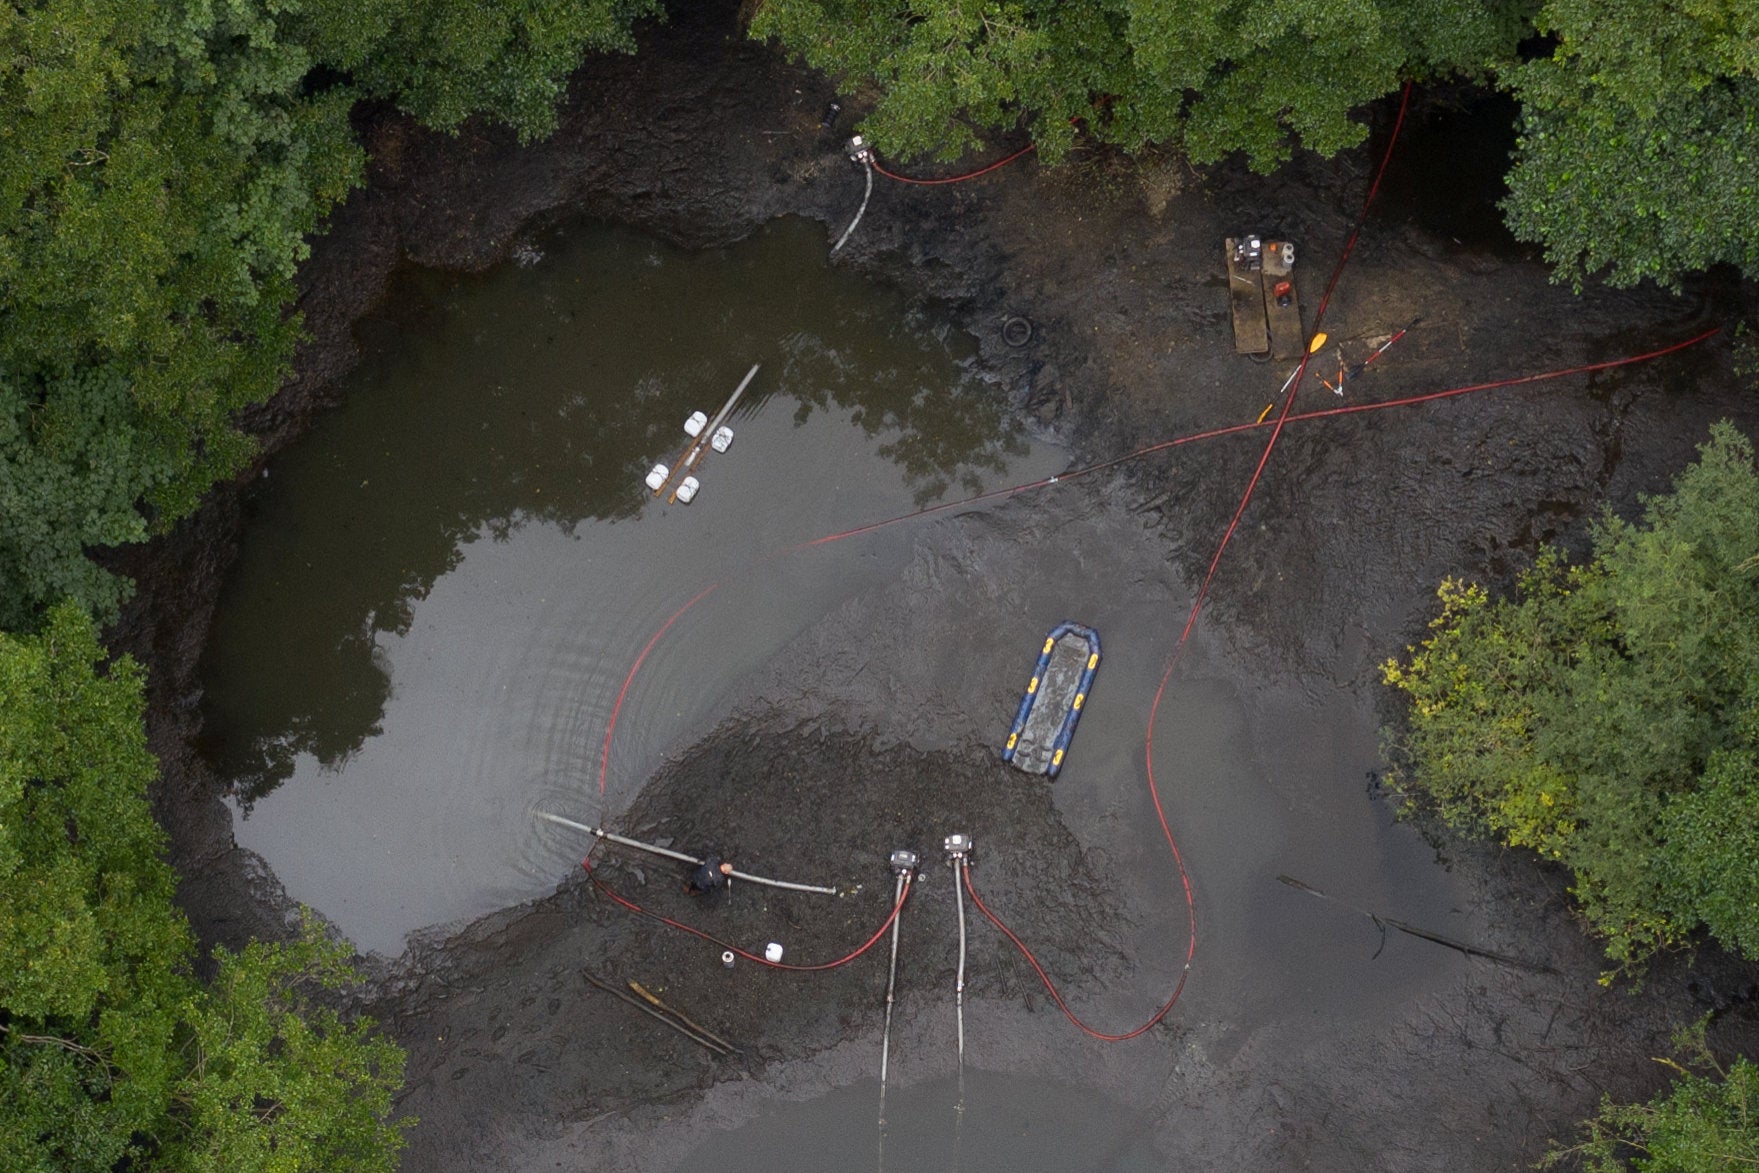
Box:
(105, 2), (1759, 1170)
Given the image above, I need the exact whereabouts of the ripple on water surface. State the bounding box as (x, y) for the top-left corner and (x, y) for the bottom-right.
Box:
(198, 217), (1067, 957)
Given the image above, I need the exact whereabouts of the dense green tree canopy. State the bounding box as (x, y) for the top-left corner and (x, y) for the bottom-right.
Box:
(0, 606), (407, 1170)
(752, 0), (1528, 167)
(0, 0), (659, 630)
(1382, 423), (1759, 972)
(1502, 0), (1759, 288)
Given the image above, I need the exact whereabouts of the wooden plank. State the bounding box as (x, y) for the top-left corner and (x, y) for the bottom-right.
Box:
(1261, 240), (1304, 360)
(1224, 237), (1269, 356)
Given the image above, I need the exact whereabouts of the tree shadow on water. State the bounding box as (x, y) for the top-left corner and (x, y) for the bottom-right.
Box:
(199, 218), (1023, 806)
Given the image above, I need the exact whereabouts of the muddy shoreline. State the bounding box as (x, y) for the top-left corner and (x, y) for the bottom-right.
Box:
(108, 3), (1759, 1168)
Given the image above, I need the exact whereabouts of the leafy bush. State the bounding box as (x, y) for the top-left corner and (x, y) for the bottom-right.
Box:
(1502, 0), (1759, 289)
(1542, 1018), (1759, 1172)
(1382, 423), (1759, 973)
(750, 0), (1524, 168)
(0, 606), (408, 1171)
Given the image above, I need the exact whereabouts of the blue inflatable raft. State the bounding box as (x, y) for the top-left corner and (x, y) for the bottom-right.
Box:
(1001, 622), (1101, 777)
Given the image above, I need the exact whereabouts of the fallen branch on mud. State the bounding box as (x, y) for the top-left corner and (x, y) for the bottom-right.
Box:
(581, 971), (738, 1057)
(1277, 874), (1555, 974)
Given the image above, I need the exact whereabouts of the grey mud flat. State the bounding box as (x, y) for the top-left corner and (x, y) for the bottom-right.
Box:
(106, 2), (1759, 1170)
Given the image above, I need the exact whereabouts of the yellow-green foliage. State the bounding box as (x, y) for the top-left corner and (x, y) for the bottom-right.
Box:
(1543, 1017), (1759, 1171)
(1383, 423), (1759, 974)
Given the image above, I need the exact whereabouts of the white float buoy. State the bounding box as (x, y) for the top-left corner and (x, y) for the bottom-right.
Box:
(764, 942), (784, 963)
(644, 463), (669, 491)
(722, 950), (735, 969)
(683, 410), (709, 437)
(675, 476), (700, 503)
(710, 425), (734, 453)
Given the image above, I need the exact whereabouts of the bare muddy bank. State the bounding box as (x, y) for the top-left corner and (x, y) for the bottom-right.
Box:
(97, 1), (1759, 1169)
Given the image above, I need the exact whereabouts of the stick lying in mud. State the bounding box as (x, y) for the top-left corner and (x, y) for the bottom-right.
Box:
(581, 971), (734, 1056)
(534, 810), (840, 896)
(628, 981), (740, 1054)
(1276, 875), (1554, 974)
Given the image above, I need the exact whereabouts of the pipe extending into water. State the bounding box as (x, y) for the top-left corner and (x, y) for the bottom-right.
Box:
(534, 810), (840, 896)
(880, 869), (907, 1088)
(703, 362), (761, 440)
(954, 856), (968, 1065)
(953, 857), (968, 1172)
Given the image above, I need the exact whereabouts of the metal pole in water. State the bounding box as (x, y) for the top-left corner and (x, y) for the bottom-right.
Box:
(880, 873), (905, 1088)
(879, 851), (917, 1089)
(877, 850), (916, 1173)
(704, 363), (761, 438)
(667, 363), (761, 503)
(533, 810), (840, 895)
(942, 834), (973, 1173)
(954, 865), (967, 1063)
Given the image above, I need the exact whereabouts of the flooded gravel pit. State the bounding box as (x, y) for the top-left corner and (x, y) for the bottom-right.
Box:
(198, 217), (1064, 956)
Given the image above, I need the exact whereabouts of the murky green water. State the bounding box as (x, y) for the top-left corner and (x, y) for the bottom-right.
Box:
(199, 217), (1066, 956)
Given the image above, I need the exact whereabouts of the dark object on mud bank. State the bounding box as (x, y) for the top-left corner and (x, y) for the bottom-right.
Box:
(582, 970), (738, 1057)
(1278, 874), (1554, 973)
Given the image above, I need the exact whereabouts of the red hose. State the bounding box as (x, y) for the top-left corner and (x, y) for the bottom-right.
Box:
(586, 866), (910, 972)
(963, 864), (1191, 1042)
(870, 142), (1037, 186)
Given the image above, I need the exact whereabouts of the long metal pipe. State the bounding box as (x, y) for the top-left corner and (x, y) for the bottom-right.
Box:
(704, 362), (761, 439)
(954, 857), (968, 1063)
(534, 810), (839, 895)
(879, 869), (906, 1088)
(657, 363), (761, 500)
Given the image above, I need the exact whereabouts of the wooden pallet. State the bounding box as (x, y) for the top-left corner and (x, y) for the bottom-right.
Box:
(1225, 236), (1269, 356)
(1225, 238), (1304, 359)
(1261, 240), (1304, 360)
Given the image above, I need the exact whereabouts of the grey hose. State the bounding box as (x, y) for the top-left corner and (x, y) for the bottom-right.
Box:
(832, 159), (874, 254)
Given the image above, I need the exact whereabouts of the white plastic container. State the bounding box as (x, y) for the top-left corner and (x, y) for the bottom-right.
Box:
(710, 425), (734, 453)
(764, 942), (784, 963)
(721, 950), (735, 969)
(643, 463), (669, 491)
(683, 410), (708, 437)
(675, 476), (700, 503)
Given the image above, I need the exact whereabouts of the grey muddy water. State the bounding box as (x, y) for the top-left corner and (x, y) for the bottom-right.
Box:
(199, 216), (1061, 956)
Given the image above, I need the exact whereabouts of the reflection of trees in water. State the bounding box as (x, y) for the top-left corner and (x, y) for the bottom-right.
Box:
(202, 223), (1022, 804)
(780, 326), (1024, 507)
(223, 634), (390, 810)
